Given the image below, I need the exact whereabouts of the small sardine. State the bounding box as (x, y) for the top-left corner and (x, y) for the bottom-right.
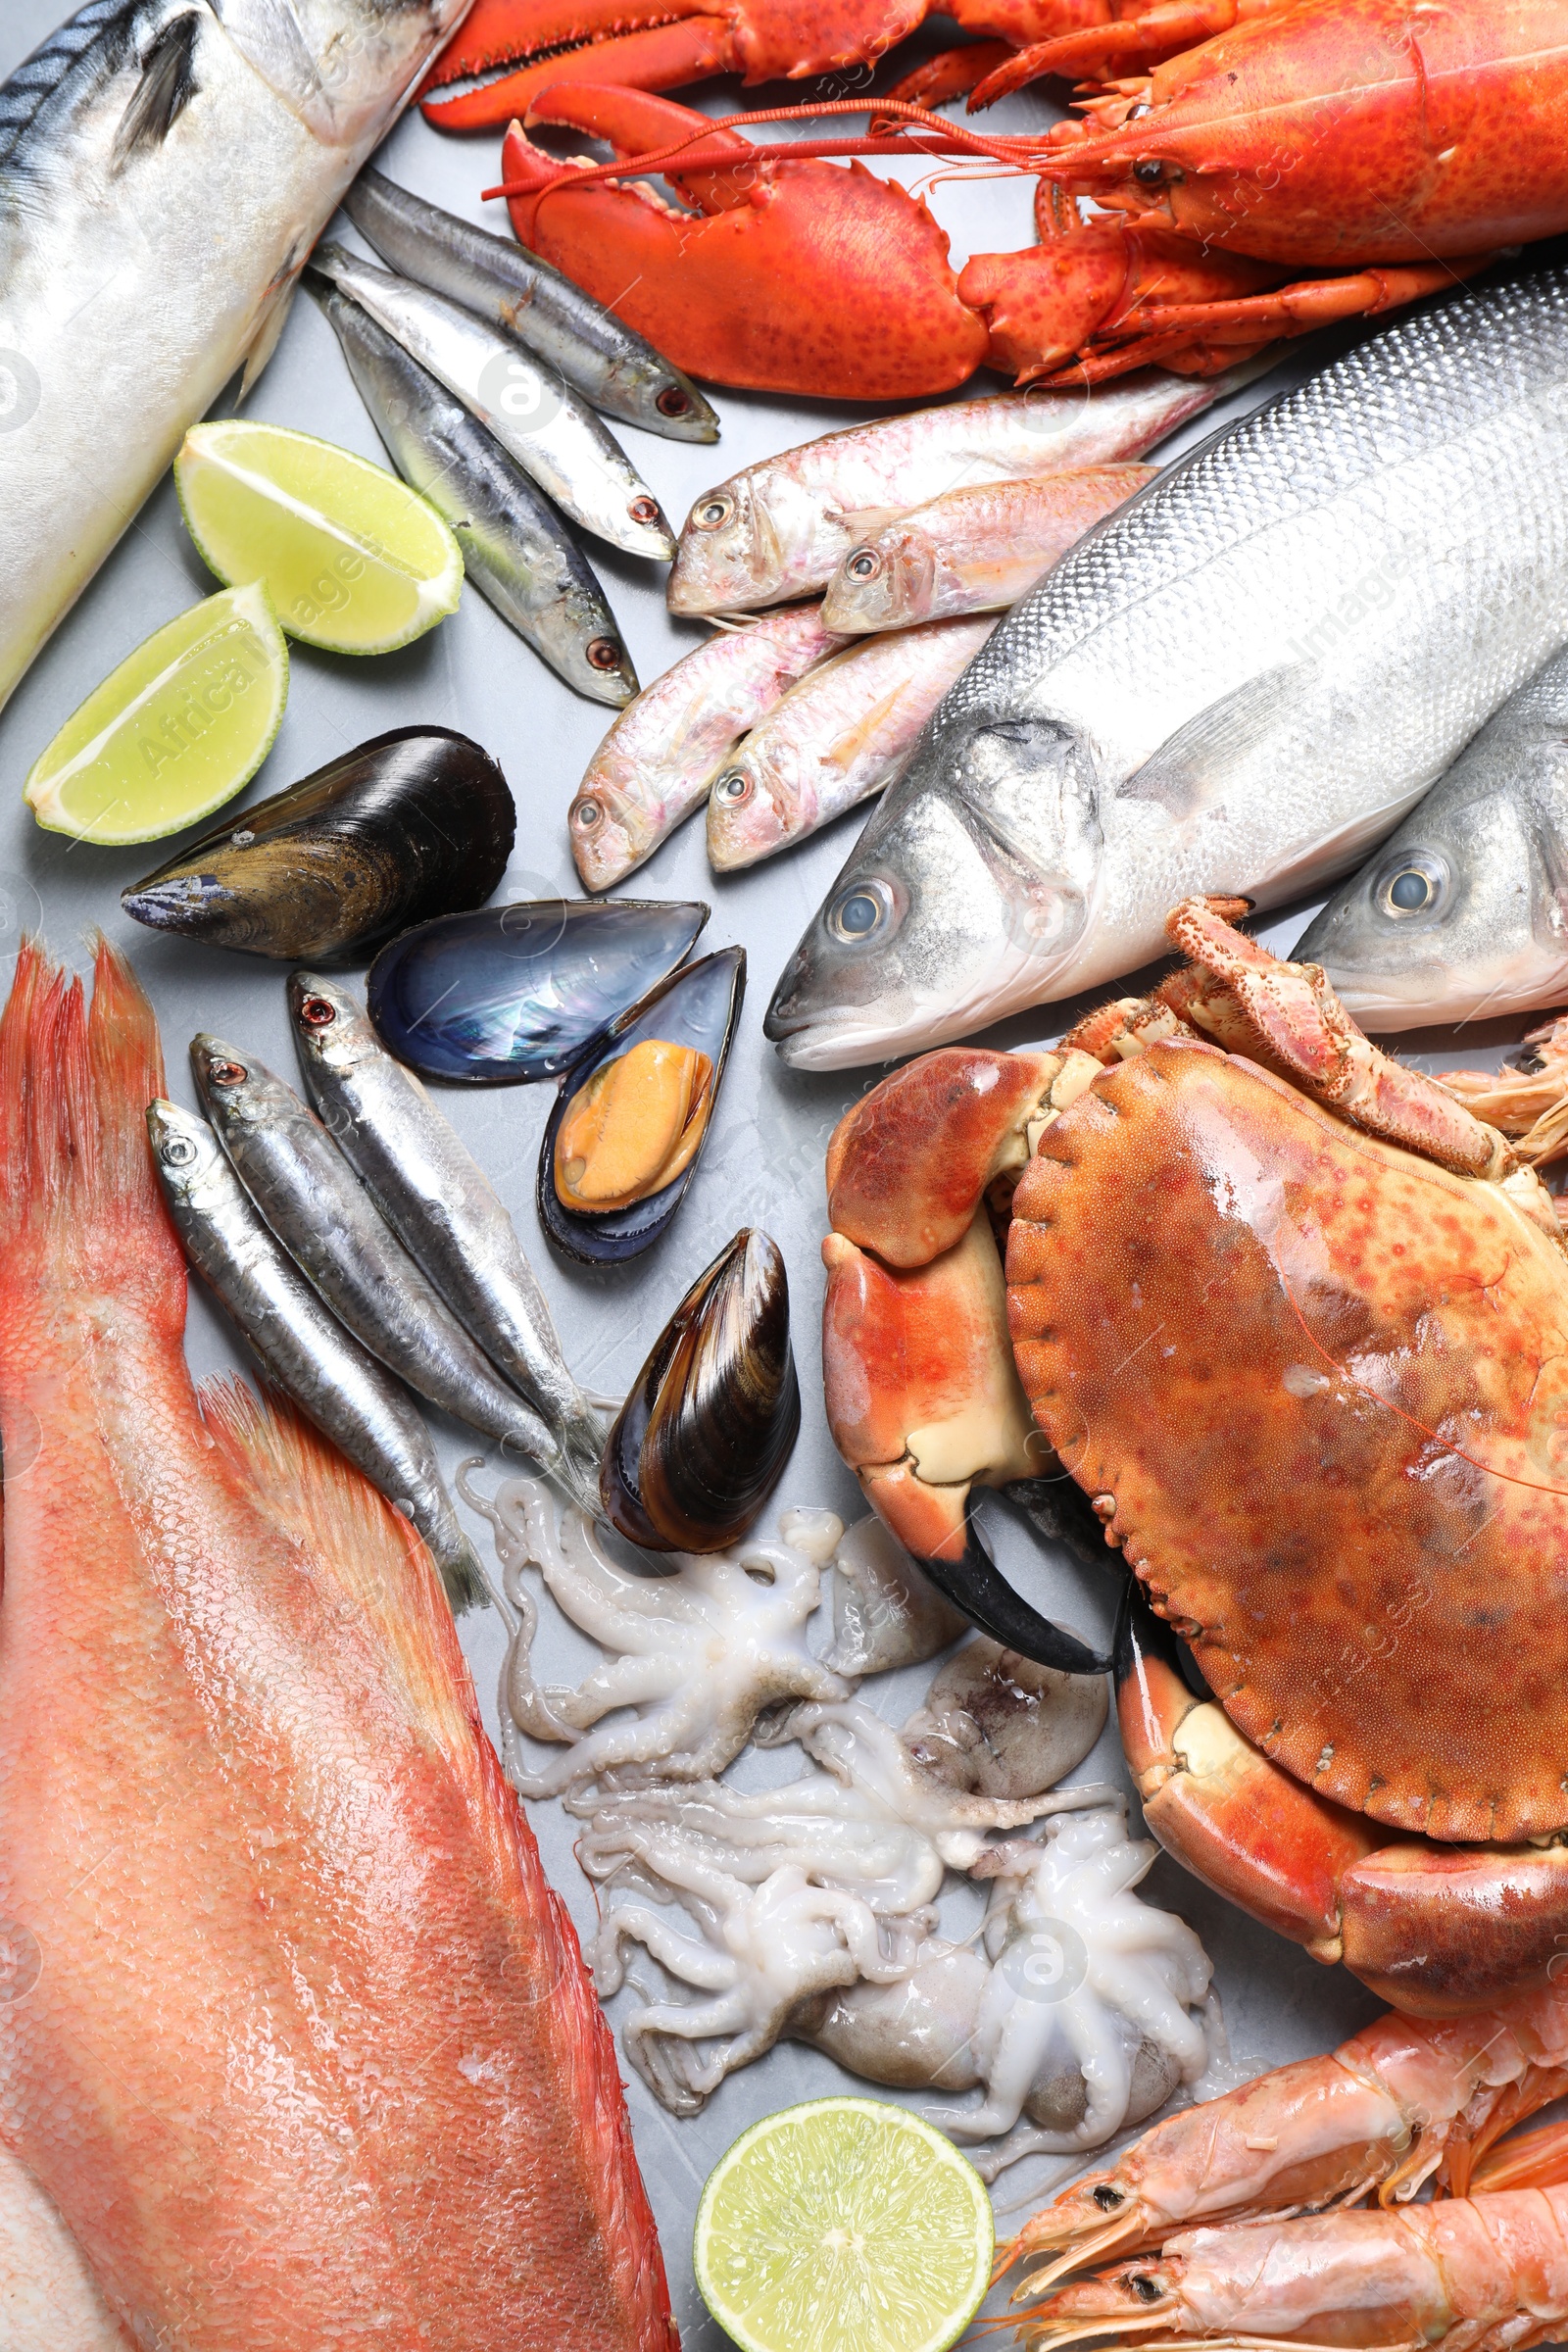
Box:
(146, 1098), (485, 1611)
(1295, 645), (1568, 1031)
(820, 466), (1158, 632)
(343, 169), (718, 443)
(667, 371), (1233, 615)
(570, 605), (846, 889)
(708, 614), (998, 872)
(312, 243), (676, 560)
(311, 272), (637, 706)
(286, 972), (605, 1515)
(190, 1035), (569, 1480)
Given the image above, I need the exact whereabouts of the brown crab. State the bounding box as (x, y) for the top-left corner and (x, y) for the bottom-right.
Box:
(821, 898), (1568, 2014)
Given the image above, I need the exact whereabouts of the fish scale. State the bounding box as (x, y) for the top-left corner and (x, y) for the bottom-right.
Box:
(767, 264), (1568, 1069)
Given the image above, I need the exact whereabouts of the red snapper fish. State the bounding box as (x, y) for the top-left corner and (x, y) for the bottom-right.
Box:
(0, 938), (674, 2350)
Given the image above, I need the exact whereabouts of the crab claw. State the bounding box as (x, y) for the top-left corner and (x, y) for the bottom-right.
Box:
(503, 88), (989, 398)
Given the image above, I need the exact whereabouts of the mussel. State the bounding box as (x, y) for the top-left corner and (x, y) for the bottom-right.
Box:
(366, 897), (708, 1083)
(537, 947), (744, 1263)
(122, 727), (514, 962)
(601, 1229), (801, 1552)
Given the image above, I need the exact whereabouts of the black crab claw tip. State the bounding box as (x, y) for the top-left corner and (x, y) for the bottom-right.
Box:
(1113, 1578), (1212, 1703)
(912, 1510), (1111, 1677)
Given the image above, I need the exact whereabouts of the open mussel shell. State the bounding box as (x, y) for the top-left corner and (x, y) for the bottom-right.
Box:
(122, 727), (514, 962)
(602, 1228), (801, 1553)
(537, 946), (744, 1264)
(367, 897), (709, 1083)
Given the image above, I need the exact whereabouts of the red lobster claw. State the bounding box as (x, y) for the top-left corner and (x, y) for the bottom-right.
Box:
(503, 86), (988, 399)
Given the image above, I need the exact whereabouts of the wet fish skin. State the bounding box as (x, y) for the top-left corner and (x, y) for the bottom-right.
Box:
(571, 604), (846, 889)
(344, 168), (718, 443)
(0, 0), (470, 710)
(819, 466), (1158, 632)
(1295, 645), (1568, 1031)
(148, 1097), (486, 1611)
(708, 613), (998, 872)
(312, 242), (676, 560)
(766, 268), (1568, 1070)
(312, 272), (636, 707)
(666, 371), (1234, 616)
(287, 971), (606, 1514)
(190, 1034), (569, 1479)
(2, 942), (672, 2347)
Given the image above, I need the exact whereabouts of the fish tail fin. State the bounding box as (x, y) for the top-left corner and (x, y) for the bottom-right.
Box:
(198, 1373), (482, 1757)
(0, 936), (181, 1313)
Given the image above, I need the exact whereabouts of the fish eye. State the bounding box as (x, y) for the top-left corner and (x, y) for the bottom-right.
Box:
(297, 995), (337, 1030)
(161, 1134), (197, 1168)
(846, 548), (881, 581)
(694, 494), (733, 530)
(585, 638), (622, 672)
(828, 879), (894, 943)
(1375, 849), (1447, 920)
(629, 495), (662, 528)
(573, 798), (603, 829)
(656, 386), (692, 417)
(713, 769), (752, 805)
(208, 1059), (247, 1087)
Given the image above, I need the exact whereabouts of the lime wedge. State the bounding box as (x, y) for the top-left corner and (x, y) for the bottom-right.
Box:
(175, 419), (463, 655)
(694, 2097), (994, 2352)
(24, 584), (288, 844)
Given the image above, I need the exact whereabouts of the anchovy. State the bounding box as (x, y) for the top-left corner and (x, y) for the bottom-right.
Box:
(818, 467), (1157, 633)
(569, 605), (845, 889)
(146, 1097), (486, 1612)
(286, 971), (606, 1514)
(0, 0), (469, 710)
(311, 271), (637, 706)
(766, 268), (1568, 1070)
(666, 371), (1234, 616)
(190, 1034), (573, 1483)
(707, 614), (998, 872)
(343, 168), (717, 443)
(311, 241), (675, 559)
(1295, 645), (1568, 1032)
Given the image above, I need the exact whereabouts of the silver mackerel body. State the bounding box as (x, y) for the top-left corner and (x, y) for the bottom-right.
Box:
(0, 0), (471, 709)
(766, 269), (1568, 1069)
(146, 1097), (485, 1609)
(287, 971), (606, 1514)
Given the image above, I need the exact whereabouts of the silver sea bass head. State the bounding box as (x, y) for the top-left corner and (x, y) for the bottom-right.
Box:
(1295, 644), (1568, 1033)
(147, 1098), (227, 1207)
(212, 0), (475, 146)
(764, 659), (1102, 1070)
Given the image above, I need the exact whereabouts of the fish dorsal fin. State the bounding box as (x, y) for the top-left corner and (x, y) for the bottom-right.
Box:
(110, 11), (200, 170)
(197, 1376), (478, 1773)
(1119, 662), (1312, 822)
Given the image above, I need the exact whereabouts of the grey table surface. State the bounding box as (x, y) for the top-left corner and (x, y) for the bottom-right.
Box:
(0, 7), (1543, 2346)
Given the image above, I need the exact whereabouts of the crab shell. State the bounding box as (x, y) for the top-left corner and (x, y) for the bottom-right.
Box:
(821, 901), (1568, 2014)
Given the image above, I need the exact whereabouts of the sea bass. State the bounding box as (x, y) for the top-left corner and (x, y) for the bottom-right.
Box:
(666, 371), (1233, 616)
(1295, 644), (1568, 1031)
(707, 614), (997, 872)
(766, 268), (1568, 1070)
(0, 940), (674, 2347)
(0, 0), (471, 711)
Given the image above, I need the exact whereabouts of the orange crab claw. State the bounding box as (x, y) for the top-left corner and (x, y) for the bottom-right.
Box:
(502, 88), (990, 397)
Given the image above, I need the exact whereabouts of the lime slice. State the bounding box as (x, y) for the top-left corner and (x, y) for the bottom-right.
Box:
(24, 584), (288, 844)
(175, 419), (463, 655)
(694, 2096), (994, 2352)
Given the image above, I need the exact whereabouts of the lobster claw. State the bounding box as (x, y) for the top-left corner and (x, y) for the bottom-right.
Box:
(502, 86), (989, 399)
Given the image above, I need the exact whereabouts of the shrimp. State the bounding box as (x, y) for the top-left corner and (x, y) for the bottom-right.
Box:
(1018, 2187), (1568, 2351)
(1004, 1984), (1568, 2294)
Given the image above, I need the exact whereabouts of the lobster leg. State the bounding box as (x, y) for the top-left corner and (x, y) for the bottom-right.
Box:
(969, 0), (1262, 103)
(425, 16), (742, 131)
(502, 86), (990, 397)
(1118, 1587), (1568, 2017)
(876, 38), (1015, 111)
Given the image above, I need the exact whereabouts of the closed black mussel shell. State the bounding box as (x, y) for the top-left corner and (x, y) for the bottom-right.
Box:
(537, 946), (744, 1264)
(121, 727), (514, 962)
(602, 1229), (801, 1553)
(367, 897), (709, 1083)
